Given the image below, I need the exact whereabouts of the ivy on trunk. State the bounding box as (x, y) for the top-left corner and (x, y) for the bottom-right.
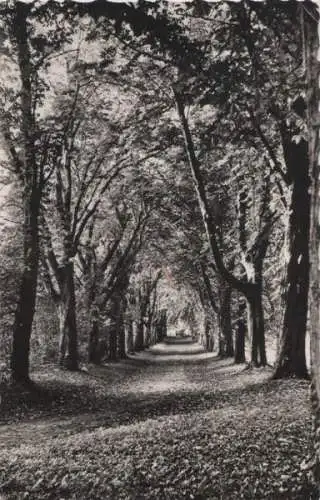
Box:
(8, 3), (42, 383)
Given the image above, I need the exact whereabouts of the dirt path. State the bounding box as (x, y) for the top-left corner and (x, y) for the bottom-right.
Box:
(0, 346), (313, 500)
(0, 350), (269, 451)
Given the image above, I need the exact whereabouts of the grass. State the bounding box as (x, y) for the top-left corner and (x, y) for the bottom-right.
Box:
(0, 357), (317, 499)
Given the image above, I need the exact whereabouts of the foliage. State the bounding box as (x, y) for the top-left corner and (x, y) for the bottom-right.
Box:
(0, 358), (315, 499)
(0, 3), (316, 494)
(0, 184), (23, 369)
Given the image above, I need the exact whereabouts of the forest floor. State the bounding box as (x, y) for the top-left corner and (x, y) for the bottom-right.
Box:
(0, 349), (317, 499)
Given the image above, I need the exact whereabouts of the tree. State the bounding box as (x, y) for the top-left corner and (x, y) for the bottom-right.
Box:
(304, 0), (320, 487)
(243, 3), (310, 379)
(209, 1), (309, 378)
(199, 261), (218, 352)
(80, 210), (128, 364)
(234, 300), (246, 364)
(165, 0), (309, 376)
(0, 183), (23, 367)
(173, 88), (276, 366)
(0, 0), (197, 383)
(0, 2), (72, 382)
(81, 198), (152, 362)
(40, 79), (132, 369)
(133, 268), (162, 351)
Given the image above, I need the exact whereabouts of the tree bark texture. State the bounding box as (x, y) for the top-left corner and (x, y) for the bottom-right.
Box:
(273, 146), (310, 378)
(203, 308), (215, 352)
(88, 318), (100, 364)
(57, 262), (78, 370)
(108, 296), (119, 362)
(10, 3), (41, 383)
(108, 288), (127, 361)
(234, 302), (246, 364)
(305, 4), (320, 487)
(156, 309), (167, 342)
(135, 320), (145, 351)
(246, 283), (266, 366)
(127, 318), (134, 353)
(218, 283), (234, 357)
(11, 193), (40, 382)
(117, 309), (126, 359)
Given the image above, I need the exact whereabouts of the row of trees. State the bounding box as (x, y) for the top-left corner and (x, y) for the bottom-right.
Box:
(0, 1), (174, 379)
(2, 0), (320, 489)
(1, 1), (212, 379)
(0, 2), (317, 382)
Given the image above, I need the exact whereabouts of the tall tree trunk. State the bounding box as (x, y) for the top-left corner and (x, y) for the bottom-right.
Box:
(202, 303), (215, 352)
(305, 4), (320, 486)
(118, 323), (126, 358)
(126, 316), (134, 354)
(11, 192), (40, 383)
(237, 0), (312, 373)
(145, 319), (151, 348)
(88, 317), (100, 364)
(204, 315), (214, 352)
(274, 150), (310, 379)
(108, 324), (117, 361)
(135, 320), (144, 351)
(247, 282), (266, 366)
(234, 302), (246, 364)
(219, 283), (234, 357)
(10, 4), (40, 383)
(118, 299), (127, 359)
(57, 262), (78, 370)
(200, 263), (218, 351)
(135, 289), (145, 351)
(146, 297), (156, 347)
(109, 294), (120, 361)
(108, 323), (117, 361)
(156, 309), (167, 342)
(86, 270), (100, 364)
(235, 318), (246, 364)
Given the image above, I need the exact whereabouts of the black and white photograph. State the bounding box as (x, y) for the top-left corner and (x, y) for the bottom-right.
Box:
(0, 0), (319, 498)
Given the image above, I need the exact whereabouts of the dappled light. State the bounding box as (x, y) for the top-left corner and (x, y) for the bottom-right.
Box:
(0, 1), (319, 498)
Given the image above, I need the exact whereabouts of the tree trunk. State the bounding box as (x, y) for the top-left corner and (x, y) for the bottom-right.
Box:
(235, 319), (246, 364)
(247, 283), (266, 366)
(174, 89), (267, 364)
(57, 262), (78, 370)
(205, 317), (214, 352)
(135, 320), (145, 351)
(127, 318), (134, 353)
(199, 265), (218, 351)
(117, 300), (126, 359)
(108, 295), (120, 361)
(203, 304), (215, 352)
(108, 324), (117, 361)
(10, 3), (40, 384)
(235, 302), (246, 364)
(273, 164), (310, 378)
(156, 309), (167, 342)
(108, 323), (117, 361)
(88, 318), (100, 364)
(11, 194), (40, 383)
(145, 319), (151, 348)
(219, 283), (234, 357)
(305, 4), (320, 486)
(86, 272), (100, 364)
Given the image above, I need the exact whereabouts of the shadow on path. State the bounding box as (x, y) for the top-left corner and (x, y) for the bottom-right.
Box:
(0, 354), (309, 450)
